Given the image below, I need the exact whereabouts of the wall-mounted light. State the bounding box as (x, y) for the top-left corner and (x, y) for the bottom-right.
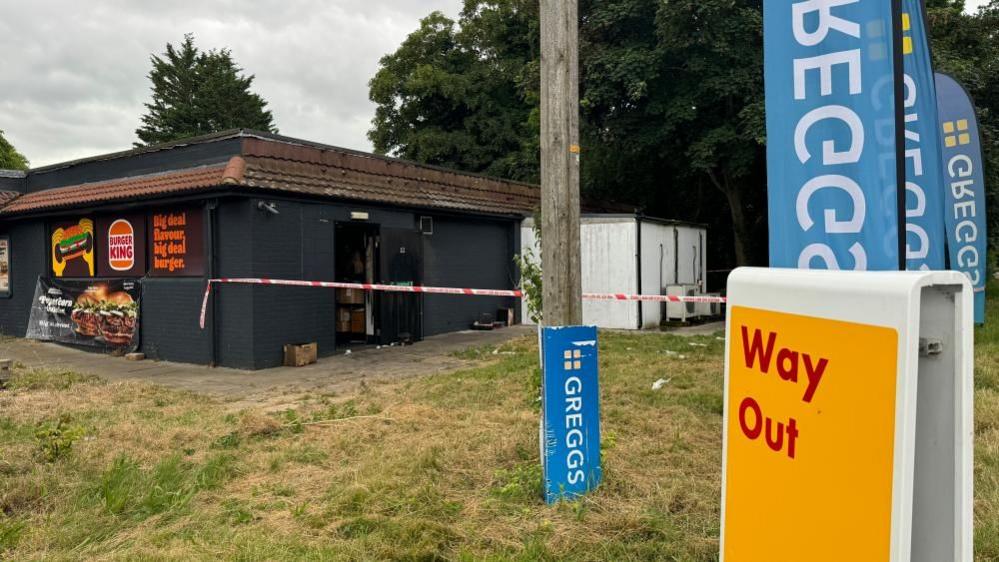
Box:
(257, 201), (280, 215)
(351, 211), (370, 221)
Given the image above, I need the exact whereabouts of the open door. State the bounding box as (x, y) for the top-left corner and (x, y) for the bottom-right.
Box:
(334, 222), (378, 345)
(378, 227), (423, 345)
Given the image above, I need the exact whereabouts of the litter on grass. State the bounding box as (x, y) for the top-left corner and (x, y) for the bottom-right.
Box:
(652, 378), (672, 391)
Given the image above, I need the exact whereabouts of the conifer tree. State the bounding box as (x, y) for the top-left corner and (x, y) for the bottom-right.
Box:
(136, 34), (276, 145)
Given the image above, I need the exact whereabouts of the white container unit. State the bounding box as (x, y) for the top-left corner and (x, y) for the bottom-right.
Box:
(520, 214), (707, 329)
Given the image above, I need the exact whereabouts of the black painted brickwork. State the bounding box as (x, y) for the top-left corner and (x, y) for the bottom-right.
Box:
(421, 216), (518, 336)
(0, 221), (46, 336)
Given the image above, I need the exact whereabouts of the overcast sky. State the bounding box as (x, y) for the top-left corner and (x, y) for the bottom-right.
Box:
(0, 1), (991, 168)
(0, 0), (460, 168)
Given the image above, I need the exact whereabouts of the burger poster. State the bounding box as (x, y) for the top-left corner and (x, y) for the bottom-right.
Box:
(26, 277), (140, 351)
(97, 215), (146, 277)
(51, 218), (95, 277)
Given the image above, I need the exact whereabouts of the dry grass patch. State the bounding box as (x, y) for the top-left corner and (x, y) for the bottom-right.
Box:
(0, 293), (997, 561)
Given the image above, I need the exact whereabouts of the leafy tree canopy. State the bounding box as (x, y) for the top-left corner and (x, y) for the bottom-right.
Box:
(369, 5), (539, 182)
(136, 34), (277, 146)
(0, 129), (29, 171)
(372, 0), (999, 268)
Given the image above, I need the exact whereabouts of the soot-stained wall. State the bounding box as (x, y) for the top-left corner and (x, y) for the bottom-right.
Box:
(213, 198), (419, 369)
(213, 199), (519, 369)
(421, 216), (519, 336)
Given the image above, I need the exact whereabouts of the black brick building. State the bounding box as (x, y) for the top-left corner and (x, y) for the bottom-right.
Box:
(0, 130), (537, 369)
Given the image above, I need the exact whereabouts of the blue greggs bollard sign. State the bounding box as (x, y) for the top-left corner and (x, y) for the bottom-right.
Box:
(541, 326), (601, 504)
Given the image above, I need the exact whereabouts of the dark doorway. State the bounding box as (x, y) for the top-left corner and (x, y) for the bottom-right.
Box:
(378, 227), (423, 345)
(334, 222), (378, 345)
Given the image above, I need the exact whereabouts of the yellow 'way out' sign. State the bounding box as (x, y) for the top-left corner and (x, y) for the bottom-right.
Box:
(725, 307), (898, 558)
(721, 268), (974, 562)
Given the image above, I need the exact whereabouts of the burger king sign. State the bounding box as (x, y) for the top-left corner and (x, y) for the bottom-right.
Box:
(97, 215), (146, 277)
(108, 219), (135, 271)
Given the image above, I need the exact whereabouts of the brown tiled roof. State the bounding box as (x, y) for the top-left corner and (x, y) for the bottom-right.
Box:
(0, 135), (544, 217)
(0, 163), (233, 215)
(240, 138), (539, 215)
(0, 191), (19, 207)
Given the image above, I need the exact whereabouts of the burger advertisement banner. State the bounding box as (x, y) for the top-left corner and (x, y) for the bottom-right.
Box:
(97, 215), (147, 277)
(26, 277), (140, 351)
(51, 218), (96, 277)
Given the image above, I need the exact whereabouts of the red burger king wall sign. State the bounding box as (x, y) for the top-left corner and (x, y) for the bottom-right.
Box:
(97, 215), (146, 277)
(108, 220), (134, 270)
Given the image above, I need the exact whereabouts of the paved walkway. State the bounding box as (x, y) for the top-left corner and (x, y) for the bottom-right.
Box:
(664, 321), (725, 336)
(1, 326), (533, 407)
(2, 322), (723, 409)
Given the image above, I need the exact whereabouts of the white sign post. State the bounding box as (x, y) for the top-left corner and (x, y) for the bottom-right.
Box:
(721, 267), (973, 562)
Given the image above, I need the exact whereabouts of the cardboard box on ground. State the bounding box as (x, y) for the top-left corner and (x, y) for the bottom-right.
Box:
(283, 343), (317, 367)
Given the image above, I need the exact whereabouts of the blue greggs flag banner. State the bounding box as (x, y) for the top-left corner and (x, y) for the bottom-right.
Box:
(935, 72), (988, 323)
(765, 0), (901, 270)
(540, 326), (601, 503)
(901, 1), (947, 271)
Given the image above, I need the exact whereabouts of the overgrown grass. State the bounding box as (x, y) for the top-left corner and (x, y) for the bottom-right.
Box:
(0, 293), (996, 560)
(975, 279), (999, 558)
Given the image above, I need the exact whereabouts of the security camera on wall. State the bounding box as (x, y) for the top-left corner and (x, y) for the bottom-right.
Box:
(257, 201), (279, 215)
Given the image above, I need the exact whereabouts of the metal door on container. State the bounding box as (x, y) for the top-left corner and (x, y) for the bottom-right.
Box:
(378, 228), (423, 344)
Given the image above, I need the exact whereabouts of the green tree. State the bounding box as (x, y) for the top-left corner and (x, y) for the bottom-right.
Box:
(927, 0), (999, 252)
(372, 0), (998, 268)
(582, 0), (766, 266)
(136, 34), (277, 146)
(369, 5), (539, 182)
(0, 129), (29, 170)
(370, 0), (766, 266)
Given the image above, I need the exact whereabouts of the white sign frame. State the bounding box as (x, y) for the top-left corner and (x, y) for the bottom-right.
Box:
(721, 268), (973, 562)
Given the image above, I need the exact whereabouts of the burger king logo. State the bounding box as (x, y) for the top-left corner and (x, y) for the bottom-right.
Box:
(108, 219), (135, 271)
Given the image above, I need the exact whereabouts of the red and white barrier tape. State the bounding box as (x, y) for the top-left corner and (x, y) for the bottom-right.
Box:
(199, 278), (727, 329)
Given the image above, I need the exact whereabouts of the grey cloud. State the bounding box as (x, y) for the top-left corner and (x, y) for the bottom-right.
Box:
(0, 0), (460, 167)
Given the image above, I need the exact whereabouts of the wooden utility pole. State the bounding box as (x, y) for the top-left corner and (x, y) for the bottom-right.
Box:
(539, 0), (583, 326)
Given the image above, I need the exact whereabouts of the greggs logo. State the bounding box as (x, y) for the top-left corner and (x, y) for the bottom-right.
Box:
(943, 119), (972, 148)
(901, 13), (913, 55)
(108, 219), (135, 271)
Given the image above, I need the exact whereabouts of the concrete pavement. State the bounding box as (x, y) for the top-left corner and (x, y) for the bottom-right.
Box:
(0, 326), (533, 406)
